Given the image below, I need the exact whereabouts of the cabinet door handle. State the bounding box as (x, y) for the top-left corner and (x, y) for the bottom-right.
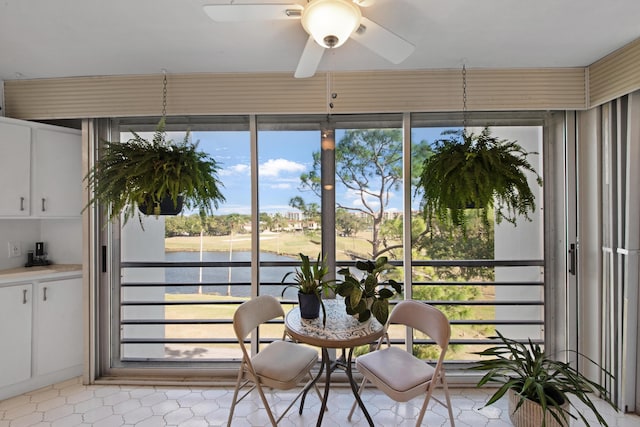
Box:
(23, 289), (28, 304)
(43, 287), (48, 301)
(42, 198), (46, 212)
(20, 197), (25, 211)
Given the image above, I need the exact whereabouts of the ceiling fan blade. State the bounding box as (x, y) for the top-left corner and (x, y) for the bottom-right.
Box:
(351, 17), (415, 64)
(203, 4), (303, 22)
(353, 0), (376, 6)
(294, 36), (325, 78)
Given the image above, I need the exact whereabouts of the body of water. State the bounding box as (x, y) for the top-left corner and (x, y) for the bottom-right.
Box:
(164, 251), (296, 297)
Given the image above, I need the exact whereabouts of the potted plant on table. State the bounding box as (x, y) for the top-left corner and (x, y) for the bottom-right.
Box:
(469, 330), (617, 427)
(85, 118), (225, 227)
(281, 253), (334, 327)
(335, 256), (402, 324)
(416, 126), (542, 233)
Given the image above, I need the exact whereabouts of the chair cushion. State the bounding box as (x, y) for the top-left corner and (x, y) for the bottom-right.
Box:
(251, 340), (318, 389)
(356, 347), (435, 401)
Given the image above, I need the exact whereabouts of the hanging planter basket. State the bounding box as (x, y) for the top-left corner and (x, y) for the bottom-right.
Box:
(138, 194), (184, 216)
(85, 117), (225, 226)
(416, 126), (542, 231)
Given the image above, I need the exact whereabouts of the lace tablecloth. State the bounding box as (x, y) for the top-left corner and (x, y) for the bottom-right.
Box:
(284, 299), (384, 348)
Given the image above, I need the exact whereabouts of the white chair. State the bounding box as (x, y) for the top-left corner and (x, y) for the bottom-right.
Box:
(348, 300), (455, 426)
(227, 295), (320, 426)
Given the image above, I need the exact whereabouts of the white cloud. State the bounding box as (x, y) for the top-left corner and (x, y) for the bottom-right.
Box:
(269, 183), (292, 190)
(341, 188), (381, 209)
(260, 204), (298, 213)
(216, 205), (251, 215)
(220, 164), (250, 176)
(260, 158), (305, 177)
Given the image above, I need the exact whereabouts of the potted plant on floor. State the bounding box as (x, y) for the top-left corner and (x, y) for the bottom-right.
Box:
(469, 330), (617, 427)
(85, 117), (225, 227)
(281, 253), (334, 327)
(416, 126), (542, 233)
(335, 256), (402, 324)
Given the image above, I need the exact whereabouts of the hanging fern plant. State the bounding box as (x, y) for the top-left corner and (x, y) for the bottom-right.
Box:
(417, 126), (542, 232)
(85, 118), (225, 226)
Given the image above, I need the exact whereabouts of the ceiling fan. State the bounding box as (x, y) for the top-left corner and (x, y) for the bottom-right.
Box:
(203, 0), (415, 78)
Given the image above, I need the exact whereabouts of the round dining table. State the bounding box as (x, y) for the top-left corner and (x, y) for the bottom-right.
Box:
(284, 298), (384, 426)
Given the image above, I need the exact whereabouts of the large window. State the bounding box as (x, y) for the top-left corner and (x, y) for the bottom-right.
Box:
(257, 128), (322, 301)
(106, 114), (547, 375)
(409, 124), (544, 361)
(118, 125), (251, 363)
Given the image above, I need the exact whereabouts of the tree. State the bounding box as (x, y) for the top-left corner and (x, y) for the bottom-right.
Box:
(289, 196), (320, 231)
(165, 215), (207, 237)
(259, 212), (273, 232)
(336, 208), (365, 237)
(221, 213), (249, 235)
(298, 129), (429, 258)
(271, 212), (288, 232)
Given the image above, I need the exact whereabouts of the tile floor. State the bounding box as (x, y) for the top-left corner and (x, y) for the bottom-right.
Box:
(1, 377), (639, 426)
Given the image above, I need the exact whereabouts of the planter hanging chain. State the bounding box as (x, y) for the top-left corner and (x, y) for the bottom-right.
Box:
(162, 69), (168, 119)
(462, 63), (468, 133)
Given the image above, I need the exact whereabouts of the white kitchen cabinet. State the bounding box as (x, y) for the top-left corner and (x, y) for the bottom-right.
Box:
(0, 117), (82, 218)
(0, 120), (31, 216)
(0, 283), (33, 388)
(0, 270), (83, 400)
(35, 277), (83, 375)
(33, 128), (83, 217)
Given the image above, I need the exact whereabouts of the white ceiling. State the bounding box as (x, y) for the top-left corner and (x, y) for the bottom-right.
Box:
(1, 0), (640, 81)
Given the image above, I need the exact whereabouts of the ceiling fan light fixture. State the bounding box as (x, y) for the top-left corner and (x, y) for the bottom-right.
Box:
(301, 0), (362, 49)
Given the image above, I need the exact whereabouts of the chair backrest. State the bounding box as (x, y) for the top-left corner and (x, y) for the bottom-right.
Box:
(387, 300), (451, 349)
(233, 295), (285, 340)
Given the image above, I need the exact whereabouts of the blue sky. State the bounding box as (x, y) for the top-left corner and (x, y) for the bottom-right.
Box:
(128, 127), (449, 216)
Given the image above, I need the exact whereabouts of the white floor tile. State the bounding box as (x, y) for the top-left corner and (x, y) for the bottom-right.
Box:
(2, 377), (640, 426)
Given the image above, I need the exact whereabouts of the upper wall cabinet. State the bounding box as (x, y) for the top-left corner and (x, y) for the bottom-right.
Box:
(0, 117), (81, 218)
(33, 128), (82, 217)
(0, 121), (31, 216)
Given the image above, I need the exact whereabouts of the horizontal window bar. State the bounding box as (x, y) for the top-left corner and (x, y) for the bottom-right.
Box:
(120, 318), (542, 326)
(121, 338), (238, 344)
(122, 319), (233, 325)
(121, 259), (544, 269)
(121, 299), (544, 306)
(120, 280), (544, 287)
(401, 338), (544, 346)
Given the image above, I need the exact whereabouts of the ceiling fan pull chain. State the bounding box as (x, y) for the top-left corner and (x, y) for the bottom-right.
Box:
(327, 72), (337, 110)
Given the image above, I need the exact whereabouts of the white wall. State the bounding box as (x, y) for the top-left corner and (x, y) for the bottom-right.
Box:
(40, 219), (82, 264)
(0, 219), (82, 270)
(494, 126), (545, 340)
(121, 215), (166, 359)
(0, 219), (41, 270)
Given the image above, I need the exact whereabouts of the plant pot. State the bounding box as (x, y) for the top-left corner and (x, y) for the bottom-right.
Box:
(139, 195), (184, 216)
(298, 292), (321, 319)
(508, 388), (569, 427)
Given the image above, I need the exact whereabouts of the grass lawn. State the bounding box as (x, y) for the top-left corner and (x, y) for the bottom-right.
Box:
(162, 293), (489, 360)
(165, 231), (400, 261)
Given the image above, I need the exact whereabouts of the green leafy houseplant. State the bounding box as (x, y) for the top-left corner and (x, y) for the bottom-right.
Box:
(335, 256), (402, 324)
(469, 330), (617, 427)
(85, 118), (225, 226)
(281, 253), (334, 326)
(416, 127), (542, 231)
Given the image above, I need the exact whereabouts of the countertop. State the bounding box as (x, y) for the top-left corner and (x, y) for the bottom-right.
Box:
(0, 264), (83, 285)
